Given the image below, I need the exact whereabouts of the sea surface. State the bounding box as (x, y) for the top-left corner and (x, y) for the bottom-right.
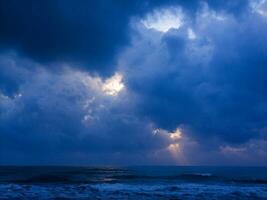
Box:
(0, 166), (266, 199)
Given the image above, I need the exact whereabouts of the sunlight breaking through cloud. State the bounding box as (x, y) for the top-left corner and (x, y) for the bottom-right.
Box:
(141, 7), (183, 32)
(102, 73), (124, 96)
(169, 128), (182, 140)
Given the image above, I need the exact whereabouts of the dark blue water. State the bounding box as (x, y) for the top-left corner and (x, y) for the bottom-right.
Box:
(0, 166), (266, 199)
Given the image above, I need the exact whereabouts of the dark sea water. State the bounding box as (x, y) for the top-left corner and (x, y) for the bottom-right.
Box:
(0, 166), (266, 200)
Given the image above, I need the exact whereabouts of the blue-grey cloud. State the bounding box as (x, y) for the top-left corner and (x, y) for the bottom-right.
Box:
(0, 0), (267, 165)
(119, 1), (267, 163)
(0, 0), (248, 71)
(0, 53), (171, 165)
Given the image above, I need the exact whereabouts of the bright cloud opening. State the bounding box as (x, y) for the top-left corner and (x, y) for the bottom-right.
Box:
(102, 73), (124, 96)
(71, 70), (125, 97)
(141, 7), (183, 32)
(167, 143), (180, 155)
(152, 127), (183, 158)
(170, 128), (182, 140)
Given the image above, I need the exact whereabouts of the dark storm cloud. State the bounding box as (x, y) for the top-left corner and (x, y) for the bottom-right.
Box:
(0, 0), (248, 70)
(121, 1), (267, 148)
(0, 52), (34, 96)
(0, 54), (170, 165)
(0, 0), (250, 98)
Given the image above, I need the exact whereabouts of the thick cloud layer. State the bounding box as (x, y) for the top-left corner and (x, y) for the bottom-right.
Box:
(0, 0), (267, 165)
(0, 0), (248, 69)
(122, 3), (267, 142)
(0, 0), (250, 95)
(0, 54), (172, 164)
(119, 1), (267, 164)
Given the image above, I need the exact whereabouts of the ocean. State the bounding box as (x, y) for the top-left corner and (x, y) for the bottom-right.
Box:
(0, 166), (266, 199)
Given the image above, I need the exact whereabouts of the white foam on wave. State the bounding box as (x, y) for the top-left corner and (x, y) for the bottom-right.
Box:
(0, 183), (267, 199)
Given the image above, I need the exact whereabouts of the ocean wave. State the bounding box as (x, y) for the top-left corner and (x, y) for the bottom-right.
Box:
(111, 173), (267, 184)
(1, 166), (267, 186)
(3, 173), (267, 185)
(1, 182), (267, 200)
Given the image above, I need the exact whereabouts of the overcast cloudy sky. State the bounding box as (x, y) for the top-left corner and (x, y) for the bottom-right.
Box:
(0, 0), (267, 165)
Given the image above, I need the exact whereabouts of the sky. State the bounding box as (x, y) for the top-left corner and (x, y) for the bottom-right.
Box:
(0, 0), (267, 166)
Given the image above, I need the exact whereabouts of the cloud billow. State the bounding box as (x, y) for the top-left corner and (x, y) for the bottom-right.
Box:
(0, 0), (267, 165)
(119, 1), (267, 163)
